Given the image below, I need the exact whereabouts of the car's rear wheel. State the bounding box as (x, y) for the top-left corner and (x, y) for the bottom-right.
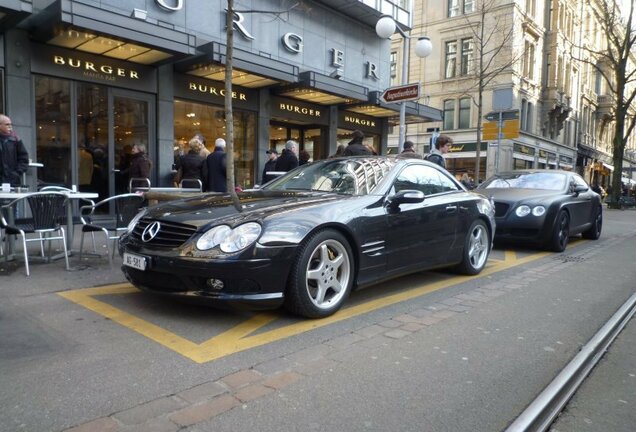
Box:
(284, 229), (354, 318)
(455, 220), (490, 275)
(549, 210), (570, 252)
(582, 207), (602, 240)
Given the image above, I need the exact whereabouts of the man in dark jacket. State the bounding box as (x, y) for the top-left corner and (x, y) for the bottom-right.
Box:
(0, 114), (29, 186)
(274, 140), (299, 172)
(426, 134), (452, 168)
(397, 140), (422, 159)
(203, 138), (227, 192)
(343, 129), (372, 156)
(262, 148), (278, 184)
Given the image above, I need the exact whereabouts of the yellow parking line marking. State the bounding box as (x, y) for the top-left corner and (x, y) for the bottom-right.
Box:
(59, 244), (584, 363)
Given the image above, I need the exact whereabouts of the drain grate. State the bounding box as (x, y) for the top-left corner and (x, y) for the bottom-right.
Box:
(553, 255), (587, 263)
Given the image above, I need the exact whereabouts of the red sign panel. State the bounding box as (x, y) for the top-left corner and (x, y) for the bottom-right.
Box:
(380, 83), (420, 103)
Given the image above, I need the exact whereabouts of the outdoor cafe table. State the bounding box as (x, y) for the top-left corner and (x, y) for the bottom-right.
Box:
(0, 190), (98, 252)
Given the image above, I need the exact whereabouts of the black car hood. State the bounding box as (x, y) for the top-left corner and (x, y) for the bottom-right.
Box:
(142, 190), (346, 228)
(479, 188), (561, 203)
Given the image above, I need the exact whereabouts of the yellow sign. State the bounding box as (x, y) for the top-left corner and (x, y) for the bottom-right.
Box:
(482, 119), (520, 140)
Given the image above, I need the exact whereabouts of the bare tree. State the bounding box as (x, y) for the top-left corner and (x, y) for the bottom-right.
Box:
(580, 0), (636, 207)
(452, 0), (521, 184)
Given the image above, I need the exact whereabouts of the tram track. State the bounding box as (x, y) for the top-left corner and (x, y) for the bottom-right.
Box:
(504, 291), (636, 432)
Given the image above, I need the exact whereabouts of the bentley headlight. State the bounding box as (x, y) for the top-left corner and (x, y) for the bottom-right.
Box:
(515, 205), (531, 217)
(196, 225), (231, 250)
(220, 222), (262, 253)
(532, 206), (546, 216)
(126, 209), (147, 233)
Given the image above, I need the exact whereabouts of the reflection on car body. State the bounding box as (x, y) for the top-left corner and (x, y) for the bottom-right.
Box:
(478, 170), (603, 252)
(119, 156), (496, 318)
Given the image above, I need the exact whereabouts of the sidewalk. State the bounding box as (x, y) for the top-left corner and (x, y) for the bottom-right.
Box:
(549, 314), (636, 432)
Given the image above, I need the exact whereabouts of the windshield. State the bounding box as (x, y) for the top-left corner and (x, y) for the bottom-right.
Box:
(262, 158), (395, 195)
(480, 172), (567, 191)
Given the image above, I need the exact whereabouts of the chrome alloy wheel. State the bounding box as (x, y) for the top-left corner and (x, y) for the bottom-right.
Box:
(305, 239), (352, 310)
(468, 223), (489, 270)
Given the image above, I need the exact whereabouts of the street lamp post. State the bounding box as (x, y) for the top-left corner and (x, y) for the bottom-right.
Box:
(375, 15), (432, 153)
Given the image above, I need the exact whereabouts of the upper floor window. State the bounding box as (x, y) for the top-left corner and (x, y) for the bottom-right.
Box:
(523, 41), (535, 80)
(525, 0), (535, 16)
(390, 51), (398, 83)
(443, 99), (455, 130)
(448, 0), (474, 17)
(445, 41), (458, 78)
(445, 38), (474, 78)
(459, 97), (471, 129)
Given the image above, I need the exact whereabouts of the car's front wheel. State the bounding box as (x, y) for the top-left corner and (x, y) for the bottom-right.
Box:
(285, 229), (354, 318)
(455, 219), (490, 275)
(549, 210), (570, 252)
(582, 206), (602, 240)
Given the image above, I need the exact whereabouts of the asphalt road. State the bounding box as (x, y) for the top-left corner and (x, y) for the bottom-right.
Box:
(0, 209), (634, 432)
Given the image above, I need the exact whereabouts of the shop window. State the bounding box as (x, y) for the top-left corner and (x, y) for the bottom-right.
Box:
(174, 99), (257, 188)
(459, 97), (471, 129)
(443, 99), (455, 130)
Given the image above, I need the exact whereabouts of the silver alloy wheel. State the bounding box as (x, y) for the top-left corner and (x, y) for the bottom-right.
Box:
(468, 224), (489, 270)
(305, 239), (352, 310)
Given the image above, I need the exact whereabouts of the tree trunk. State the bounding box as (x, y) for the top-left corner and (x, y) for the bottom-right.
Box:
(225, 0), (241, 209)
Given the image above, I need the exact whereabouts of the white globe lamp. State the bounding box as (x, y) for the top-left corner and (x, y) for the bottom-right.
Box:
(375, 15), (396, 39)
(414, 37), (433, 58)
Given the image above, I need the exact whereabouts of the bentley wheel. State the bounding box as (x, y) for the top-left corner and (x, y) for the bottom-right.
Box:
(549, 210), (570, 252)
(582, 207), (602, 240)
(455, 220), (490, 275)
(285, 229), (354, 318)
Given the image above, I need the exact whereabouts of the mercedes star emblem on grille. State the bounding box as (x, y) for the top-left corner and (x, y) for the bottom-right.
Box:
(141, 221), (161, 242)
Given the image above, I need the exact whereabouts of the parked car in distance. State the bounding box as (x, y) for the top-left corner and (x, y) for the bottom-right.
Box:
(477, 170), (602, 252)
(119, 156), (495, 318)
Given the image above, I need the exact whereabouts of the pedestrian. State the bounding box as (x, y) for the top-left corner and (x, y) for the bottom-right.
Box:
(123, 143), (152, 179)
(261, 148), (278, 184)
(329, 144), (346, 158)
(426, 134), (452, 168)
(194, 133), (210, 158)
(343, 130), (372, 156)
(460, 172), (474, 189)
(274, 140), (299, 172)
(396, 140), (422, 159)
(0, 114), (29, 186)
(299, 149), (311, 166)
(175, 137), (205, 186)
(203, 138), (227, 192)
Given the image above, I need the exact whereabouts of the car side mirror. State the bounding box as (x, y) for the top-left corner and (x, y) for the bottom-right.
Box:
(387, 190), (425, 208)
(573, 185), (588, 195)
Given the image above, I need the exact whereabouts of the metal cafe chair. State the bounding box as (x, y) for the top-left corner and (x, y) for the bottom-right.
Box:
(179, 178), (203, 191)
(128, 177), (151, 193)
(0, 192), (70, 276)
(78, 193), (144, 267)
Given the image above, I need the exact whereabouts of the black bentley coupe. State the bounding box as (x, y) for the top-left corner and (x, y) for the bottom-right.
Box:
(478, 170), (603, 252)
(119, 156), (495, 318)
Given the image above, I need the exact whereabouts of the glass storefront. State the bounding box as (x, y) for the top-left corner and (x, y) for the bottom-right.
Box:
(269, 123), (324, 162)
(174, 99), (257, 188)
(35, 75), (154, 203)
(336, 128), (380, 155)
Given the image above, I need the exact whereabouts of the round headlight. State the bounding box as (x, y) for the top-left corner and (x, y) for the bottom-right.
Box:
(515, 205), (531, 217)
(220, 222), (262, 253)
(532, 206), (546, 216)
(196, 225), (231, 250)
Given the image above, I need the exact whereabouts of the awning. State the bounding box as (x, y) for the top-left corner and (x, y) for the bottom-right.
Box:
(29, 0), (197, 63)
(602, 162), (614, 171)
(343, 90), (442, 124)
(0, 0), (32, 31)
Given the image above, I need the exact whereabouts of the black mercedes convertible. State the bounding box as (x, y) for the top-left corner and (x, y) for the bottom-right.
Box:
(119, 156), (495, 318)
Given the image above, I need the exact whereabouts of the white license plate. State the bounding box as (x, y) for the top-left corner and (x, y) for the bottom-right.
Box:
(123, 252), (147, 271)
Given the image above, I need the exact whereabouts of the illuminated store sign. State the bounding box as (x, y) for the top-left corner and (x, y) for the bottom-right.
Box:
(278, 103), (321, 117)
(188, 82), (247, 100)
(53, 56), (140, 80)
(343, 115), (375, 127)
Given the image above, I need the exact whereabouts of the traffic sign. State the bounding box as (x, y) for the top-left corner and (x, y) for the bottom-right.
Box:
(482, 119), (520, 140)
(484, 109), (519, 122)
(380, 83), (420, 103)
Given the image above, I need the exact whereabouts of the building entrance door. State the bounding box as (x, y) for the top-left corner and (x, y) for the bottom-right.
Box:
(36, 77), (155, 208)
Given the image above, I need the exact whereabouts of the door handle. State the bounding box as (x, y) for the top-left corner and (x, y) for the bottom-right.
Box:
(445, 205), (457, 213)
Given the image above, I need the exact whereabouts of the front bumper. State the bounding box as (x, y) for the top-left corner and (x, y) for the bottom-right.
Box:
(119, 235), (297, 310)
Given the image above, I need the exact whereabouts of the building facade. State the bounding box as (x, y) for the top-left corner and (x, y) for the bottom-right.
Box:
(0, 0), (440, 201)
(394, 0), (636, 186)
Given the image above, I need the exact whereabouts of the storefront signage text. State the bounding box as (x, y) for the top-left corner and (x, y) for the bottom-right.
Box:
(188, 82), (247, 100)
(155, 0), (183, 11)
(343, 115), (375, 127)
(279, 103), (321, 117)
(514, 143), (535, 155)
(53, 56), (139, 81)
